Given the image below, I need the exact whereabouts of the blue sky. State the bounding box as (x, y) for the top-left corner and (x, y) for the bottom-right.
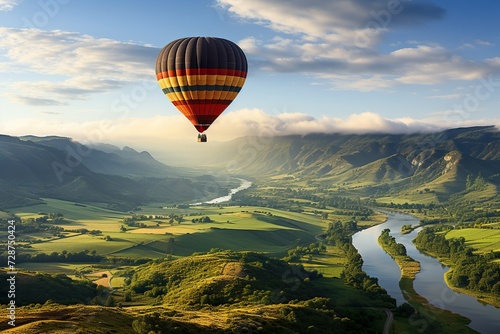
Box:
(1, 0), (500, 154)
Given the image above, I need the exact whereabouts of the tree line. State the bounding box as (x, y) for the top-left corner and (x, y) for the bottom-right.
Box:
(322, 220), (395, 307)
(413, 227), (500, 294)
(0, 250), (103, 264)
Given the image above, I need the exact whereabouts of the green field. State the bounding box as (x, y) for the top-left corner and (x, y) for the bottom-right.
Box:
(301, 246), (346, 278)
(17, 262), (95, 275)
(11, 199), (330, 259)
(14, 198), (126, 221)
(27, 233), (169, 255)
(445, 228), (500, 254)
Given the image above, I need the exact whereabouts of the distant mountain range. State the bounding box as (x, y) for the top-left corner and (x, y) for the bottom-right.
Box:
(21, 135), (175, 177)
(2, 126), (498, 210)
(0, 135), (229, 210)
(206, 126), (500, 202)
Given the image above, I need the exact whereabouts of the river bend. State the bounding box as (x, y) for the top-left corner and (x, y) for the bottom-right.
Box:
(352, 211), (500, 334)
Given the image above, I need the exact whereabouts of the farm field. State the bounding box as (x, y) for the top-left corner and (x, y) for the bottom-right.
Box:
(445, 228), (500, 254)
(17, 262), (125, 287)
(10, 199), (334, 259)
(17, 262), (95, 275)
(13, 198), (126, 222)
(301, 246), (346, 278)
(26, 233), (168, 255)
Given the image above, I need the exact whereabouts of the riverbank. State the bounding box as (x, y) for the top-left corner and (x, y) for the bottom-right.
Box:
(382, 210), (500, 309)
(443, 270), (500, 309)
(377, 230), (477, 334)
(415, 247), (500, 309)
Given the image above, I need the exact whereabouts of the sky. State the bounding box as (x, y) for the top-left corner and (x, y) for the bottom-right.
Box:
(1, 0), (500, 158)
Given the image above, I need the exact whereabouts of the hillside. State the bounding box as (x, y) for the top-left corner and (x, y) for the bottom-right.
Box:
(1, 251), (392, 333)
(0, 271), (99, 306)
(4, 127), (498, 208)
(206, 126), (500, 201)
(21, 136), (176, 177)
(0, 135), (235, 210)
(129, 250), (326, 306)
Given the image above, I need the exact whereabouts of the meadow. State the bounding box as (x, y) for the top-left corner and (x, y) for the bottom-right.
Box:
(4, 190), (497, 334)
(445, 228), (500, 254)
(14, 198), (125, 222)
(11, 199), (333, 259)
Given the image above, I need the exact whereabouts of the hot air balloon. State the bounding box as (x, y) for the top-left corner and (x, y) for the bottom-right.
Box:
(155, 37), (248, 142)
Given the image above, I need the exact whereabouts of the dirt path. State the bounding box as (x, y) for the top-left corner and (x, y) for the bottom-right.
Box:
(88, 270), (113, 288)
(384, 309), (393, 334)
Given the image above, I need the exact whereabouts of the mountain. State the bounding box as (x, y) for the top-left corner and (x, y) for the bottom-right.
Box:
(3, 126), (498, 209)
(205, 126), (500, 201)
(0, 135), (228, 210)
(20, 136), (175, 177)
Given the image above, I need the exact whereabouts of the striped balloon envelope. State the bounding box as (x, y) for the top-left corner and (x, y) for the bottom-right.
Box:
(155, 37), (248, 138)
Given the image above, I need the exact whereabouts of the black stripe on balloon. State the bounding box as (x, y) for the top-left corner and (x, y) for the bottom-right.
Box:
(162, 85), (242, 94)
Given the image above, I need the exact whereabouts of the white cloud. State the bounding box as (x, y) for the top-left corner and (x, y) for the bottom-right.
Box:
(2, 109), (498, 161)
(0, 0), (21, 11)
(220, 1), (500, 91)
(426, 94), (462, 100)
(475, 39), (494, 47)
(240, 37), (499, 90)
(0, 28), (159, 105)
(6, 95), (68, 106)
(219, 0), (444, 42)
(212, 109), (446, 136)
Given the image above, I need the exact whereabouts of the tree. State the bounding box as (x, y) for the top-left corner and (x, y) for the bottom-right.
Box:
(132, 312), (163, 334)
(124, 291), (133, 302)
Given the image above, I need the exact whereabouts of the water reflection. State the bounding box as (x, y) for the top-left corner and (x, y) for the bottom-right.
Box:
(352, 211), (500, 334)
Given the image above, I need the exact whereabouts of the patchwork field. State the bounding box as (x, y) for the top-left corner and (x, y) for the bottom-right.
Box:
(16, 262), (123, 287)
(10, 199), (332, 259)
(14, 198), (125, 222)
(26, 233), (168, 255)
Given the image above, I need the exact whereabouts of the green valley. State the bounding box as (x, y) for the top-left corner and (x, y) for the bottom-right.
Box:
(1, 127), (499, 333)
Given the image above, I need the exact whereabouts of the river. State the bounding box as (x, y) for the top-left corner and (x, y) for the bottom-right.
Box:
(191, 178), (252, 205)
(352, 211), (500, 334)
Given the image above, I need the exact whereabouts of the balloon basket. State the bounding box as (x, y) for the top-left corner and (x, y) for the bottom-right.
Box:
(197, 133), (207, 142)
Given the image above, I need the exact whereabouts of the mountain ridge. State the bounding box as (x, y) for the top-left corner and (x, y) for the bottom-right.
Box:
(0, 134), (232, 210)
(204, 126), (500, 201)
(2, 126), (498, 209)
(20, 135), (174, 177)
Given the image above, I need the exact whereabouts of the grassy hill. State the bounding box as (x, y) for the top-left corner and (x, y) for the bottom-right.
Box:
(128, 250), (324, 306)
(1, 251), (391, 334)
(0, 271), (99, 306)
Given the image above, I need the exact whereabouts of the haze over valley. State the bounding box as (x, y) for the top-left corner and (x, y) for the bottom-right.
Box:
(1, 126), (500, 333)
(1, 1), (500, 333)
